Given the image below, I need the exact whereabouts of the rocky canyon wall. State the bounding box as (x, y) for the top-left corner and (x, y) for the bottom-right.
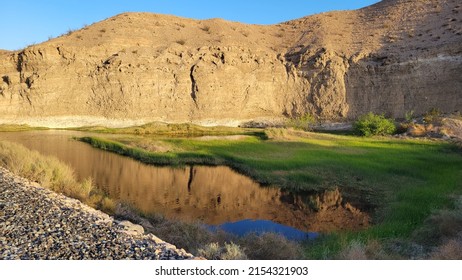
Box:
(0, 0), (460, 127)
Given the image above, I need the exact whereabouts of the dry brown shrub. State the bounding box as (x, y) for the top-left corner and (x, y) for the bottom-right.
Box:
(338, 239), (391, 260)
(430, 235), (462, 260)
(239, 232), (302, 260)
(198, 242), (248, 260)
(339, 240), (368, 260)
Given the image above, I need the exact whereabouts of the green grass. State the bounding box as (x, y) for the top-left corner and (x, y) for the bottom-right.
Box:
(71, 121), (266, 138)
(78, 128), (462, 258)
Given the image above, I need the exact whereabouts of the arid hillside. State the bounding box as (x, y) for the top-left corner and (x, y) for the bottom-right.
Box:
(0, 0), (461, 127)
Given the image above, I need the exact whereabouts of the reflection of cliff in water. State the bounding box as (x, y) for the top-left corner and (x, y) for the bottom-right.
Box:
(105, 165), (369, 233)
(0, 131), (369, 233)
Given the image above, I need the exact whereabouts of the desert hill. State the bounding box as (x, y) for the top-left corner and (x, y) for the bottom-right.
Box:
(0, 0), (461, 127)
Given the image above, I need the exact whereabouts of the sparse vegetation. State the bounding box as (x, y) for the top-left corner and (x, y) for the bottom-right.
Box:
(240, 232), (302, 260)
(451, 111), (462, 120)
(430, 235), (462, 260)
(200, 26), (211, 33)
(286, 113), (316, 131)
(116, 203), (299, 260)
(338, 240), (368, 260)
(404, 110), (415, 123)
(413, 196), (462, 248)
(66, 28), (75, 36)
(423, 107), (442, 124)
(337, 239), (389, 260)
(198, 242), (247, 260)
(0, 140), (115, 213)
(72, 122), (262, 137)
(353, 112), (396, 136)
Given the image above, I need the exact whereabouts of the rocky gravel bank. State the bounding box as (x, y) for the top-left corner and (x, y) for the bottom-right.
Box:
(0, 167), (194, 260)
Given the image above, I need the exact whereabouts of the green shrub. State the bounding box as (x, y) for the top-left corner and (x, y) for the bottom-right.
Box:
(286, 113), (316, 131)
(404, 110), (415, 123)
(353, 113), (396, 136)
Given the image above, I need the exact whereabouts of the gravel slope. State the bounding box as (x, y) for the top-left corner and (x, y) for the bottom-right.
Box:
(0, 167), (193, 260)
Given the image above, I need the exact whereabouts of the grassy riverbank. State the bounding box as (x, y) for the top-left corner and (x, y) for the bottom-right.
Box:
(0, 140), (115, 213)
(71, 122), (266, 138)
(78, 128), (462, 259)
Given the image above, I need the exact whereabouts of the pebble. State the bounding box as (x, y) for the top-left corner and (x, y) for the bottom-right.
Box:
(0, 167), (194, 260)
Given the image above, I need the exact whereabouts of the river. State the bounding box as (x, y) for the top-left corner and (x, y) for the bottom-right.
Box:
(0, 130), (369, 239)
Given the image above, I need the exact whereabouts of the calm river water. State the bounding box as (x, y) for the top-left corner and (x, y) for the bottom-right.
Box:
(0, 130), (368, 239)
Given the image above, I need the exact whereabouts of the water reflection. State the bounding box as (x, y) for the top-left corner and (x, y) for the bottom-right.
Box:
(0, 131), (369, 235)
(211, 220), (319, 241)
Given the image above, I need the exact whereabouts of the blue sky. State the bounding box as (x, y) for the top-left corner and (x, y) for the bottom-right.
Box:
(1, 0), (380, 50)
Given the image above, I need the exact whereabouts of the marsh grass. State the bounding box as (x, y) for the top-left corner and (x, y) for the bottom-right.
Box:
(79, 128), (462, 259)
(0, 140), (115, 213)
(72, 122), (265, 138)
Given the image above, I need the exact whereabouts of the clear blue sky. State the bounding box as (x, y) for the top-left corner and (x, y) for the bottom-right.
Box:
(1, 0), (380, 51)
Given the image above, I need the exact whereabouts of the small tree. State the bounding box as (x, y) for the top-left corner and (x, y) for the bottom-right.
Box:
(353, 112), (396, 137)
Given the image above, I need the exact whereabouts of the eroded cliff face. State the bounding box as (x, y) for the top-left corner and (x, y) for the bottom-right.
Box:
(0, 0), (461, 127)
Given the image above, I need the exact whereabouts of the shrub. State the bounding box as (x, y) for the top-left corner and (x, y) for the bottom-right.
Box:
(430, 235), (462, 260)
(353, 113), (396, 136)
(143, 215), (214, 252)
(286, 113), (316, 131)
(423, 108), (442, 124)
(404, 110), (415, 123)
(197, 243), (221, 259)
(222, 242), (248, 260)
(413, 196), (462, 246)
(198, 242), (247, 260)
(338, 240), (367, 260)
(338, 239), (389, 260)
(239, 232), (302, 260)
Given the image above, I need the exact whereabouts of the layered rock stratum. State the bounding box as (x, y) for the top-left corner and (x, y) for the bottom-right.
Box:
(0, 0), (461, 127)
